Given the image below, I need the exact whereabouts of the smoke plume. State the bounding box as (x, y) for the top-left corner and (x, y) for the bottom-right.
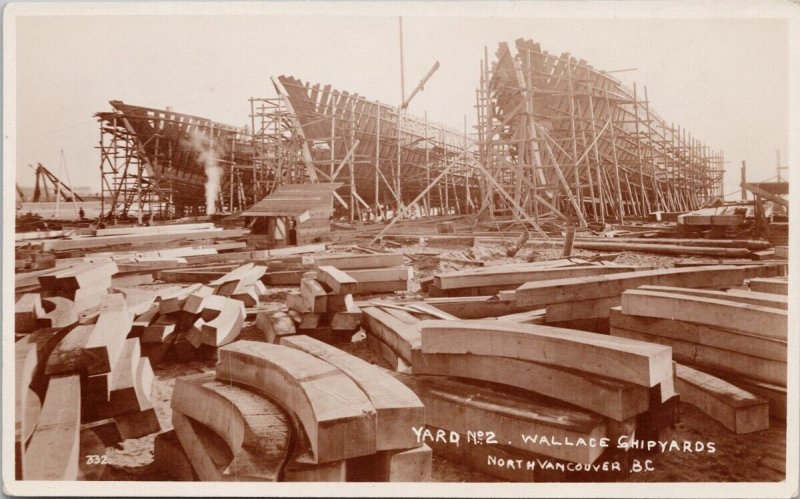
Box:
(186, 130), (221, 215)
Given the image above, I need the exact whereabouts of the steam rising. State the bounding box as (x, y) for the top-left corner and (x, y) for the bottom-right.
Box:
(186, 130), (221, 215)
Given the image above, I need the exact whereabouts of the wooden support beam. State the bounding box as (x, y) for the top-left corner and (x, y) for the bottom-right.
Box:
(435, 264), (639, 292)
(314, 253), (404, 270)
(361, 306), (421, 363)
(346, 445), (432, 482)
(15, 340), (39, 449)
(748, 278), (788, 295)
(45, 308), (132, 376)
(420, 319), (672, 388)
(412, 349), (648, 421)
(37, 297), (78, 329)
(570, 240), (751, 258)
(633, 285), (788, 309)
(394, 373), (607, 464)
(621, 289), (787, 341)
(316, 266), (358, 295)
(674, 363), (768, 434)
(281, 335), (424, 451)
(216, 341), (377, 463)
(723, 289), (788, 310)
(172, 373), (291, 481)
(609, 308), (785, 361)
(16, 293), (45, 333)
(255, 310), (297, 343)
(196, 297), (245, 347)
(610, 326), (785, 386)
(84, 339), (154, 420)
(344, 266), (411, 294)
(171, 411), (234, 480)
(365, 332), (412, 373)
(515, 265), (747, 307)
(300, 278), (328, 313)
(23, 375), (81, 480)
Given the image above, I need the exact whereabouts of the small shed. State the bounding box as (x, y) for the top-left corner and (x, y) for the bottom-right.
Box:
(240, 183), (342, 246)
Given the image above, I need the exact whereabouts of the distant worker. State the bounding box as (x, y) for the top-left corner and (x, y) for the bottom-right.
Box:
(79, 207), (85, 220)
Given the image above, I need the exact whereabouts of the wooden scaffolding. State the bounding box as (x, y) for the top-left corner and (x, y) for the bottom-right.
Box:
(476, 39), (724, 226)
(275, 75), (479, 222)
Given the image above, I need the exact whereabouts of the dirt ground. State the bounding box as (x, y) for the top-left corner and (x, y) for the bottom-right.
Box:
(99, 241), (786, 483)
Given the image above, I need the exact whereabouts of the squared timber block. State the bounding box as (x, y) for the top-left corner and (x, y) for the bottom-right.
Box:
(256, 310), (297, 343)
(674, 363), (769, 434)
(300, 278), (328, 313)
(316, 266), (358, 295)
(346, 445), (432, 482)
(16, 293), (45, 333)
(286, 291), (310, 313)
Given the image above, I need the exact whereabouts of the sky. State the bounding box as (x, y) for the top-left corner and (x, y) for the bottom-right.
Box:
(9, 5), (793, 200)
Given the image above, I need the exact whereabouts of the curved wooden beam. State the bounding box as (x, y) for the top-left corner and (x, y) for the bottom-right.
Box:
(621, 289), (787, 340)
(420, 319), (672, 388)
(172, 372), (290, 481)
(216, 341), (376, 463)
(281, 335), (423, 450)
(413, 350), (649, 421)
(23, 375), (81, 480)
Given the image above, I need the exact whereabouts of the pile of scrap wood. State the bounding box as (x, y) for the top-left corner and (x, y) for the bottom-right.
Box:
(15, 293), (161, 480)
(158, 339), (430, 482)
(263, 266), (364, 344)
(610, 283), (788, 429)
(131, 263), (268, 363)
(256, 254), (412, 344)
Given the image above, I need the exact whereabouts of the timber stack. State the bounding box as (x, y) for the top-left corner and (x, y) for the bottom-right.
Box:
(161, 339), (430, 481)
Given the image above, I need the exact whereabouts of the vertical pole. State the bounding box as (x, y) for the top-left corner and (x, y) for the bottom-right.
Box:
(399, 16), (405, 105)
(632, 83), (649, 215)
(566, 57), (583, 218)
(604, 90), (624, 223)
(561, 225), (576, 257)
(396, 108), (402, 216)
(587, 85), (605, 224)
(349, 102), (356, 222)
(375, 101), (381, 219)
(776, 149), (781, 182)
(425, 111), (431, 216)
(464, 114), (471, 214)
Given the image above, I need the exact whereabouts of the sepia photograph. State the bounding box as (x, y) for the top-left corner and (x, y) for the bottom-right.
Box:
(2, 1), (798, 497)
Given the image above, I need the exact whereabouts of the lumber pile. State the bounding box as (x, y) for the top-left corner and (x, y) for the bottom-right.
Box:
(610, 285), (787, 423)
(15, 298), (162, 479)
(261, 265), (371, 344)
(137, 283), (247, 362)
(162, 339), (428, 481)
